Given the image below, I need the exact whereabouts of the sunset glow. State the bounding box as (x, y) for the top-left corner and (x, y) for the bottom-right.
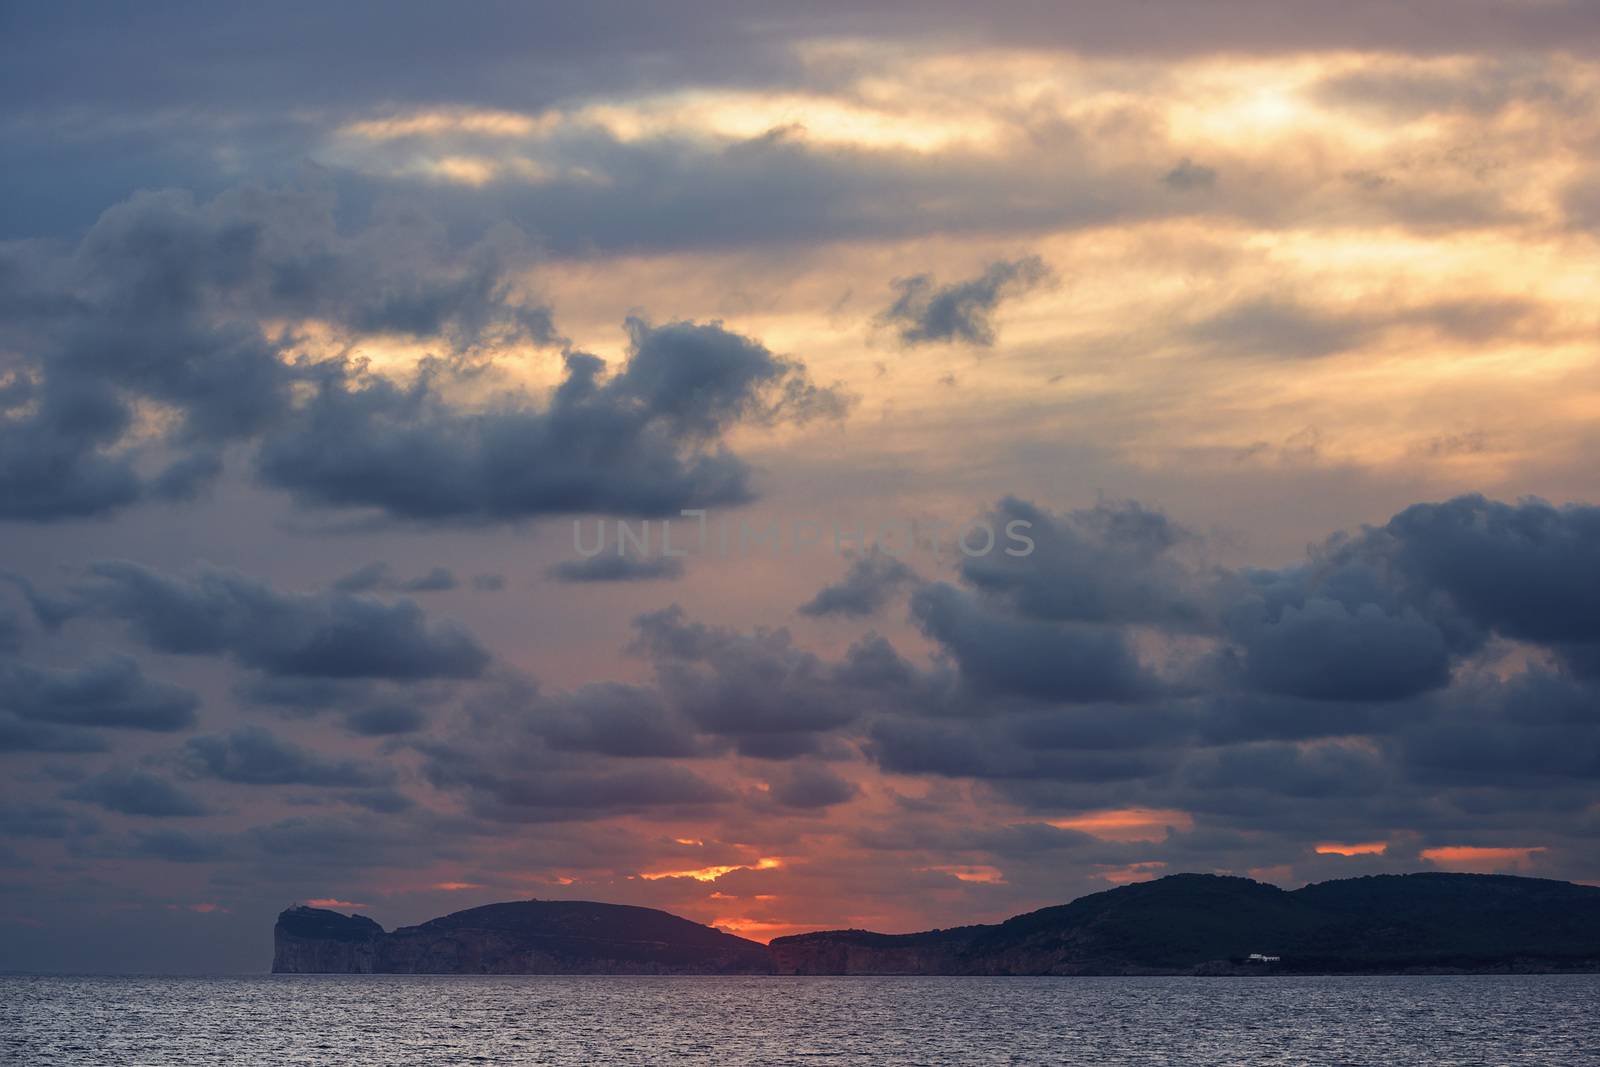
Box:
(1048, 810), (1197, 843)
(1316, 842), (1389, 857)
(1421, 847), (1549, 874)
(640, 859), (784, 883)
(3, 0), (1600, 978)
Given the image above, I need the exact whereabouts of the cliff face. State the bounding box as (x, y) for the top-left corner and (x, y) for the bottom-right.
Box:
(273, 906), (384, 974)
(271, 899), (772, 975)
(769, 928), (974, 976)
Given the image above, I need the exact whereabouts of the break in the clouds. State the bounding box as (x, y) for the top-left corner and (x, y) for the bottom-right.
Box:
(3, 2), (1599, 974)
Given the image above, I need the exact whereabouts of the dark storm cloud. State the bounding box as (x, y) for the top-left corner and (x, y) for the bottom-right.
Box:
(65, 769), (210, 817)
(0, 803), (98, 841)
(867, 714), (1178, 784)
(127, 828), (231, 863)
(418, 725), (732, 822)
(879, 256), (1050, 347)
(0, 183), (845, 527)
(1178, 741), (1388, 802)
(0, 603), (21, 653)
(0, 656), (198, 731)
(254, 318), (847, 522)
(70, 561), (490, 680)
(7, 2), (1599, 134)
(340, 704), (430, 736)
(810, 492), (1600, 852)
(910, 583), (1157, 703)
(405, 607), (915, 821)
(1399, 669), (1600, 786)
(1379, 495), (1600, 645)
(242, 813), (438, 867)
(798, 550), (916, 617)
(1228, 597), (1452, 702)
(529, 682), (705, 758)
(631, 606), (874, 757)
(547, 556), (686, 583)
(0, 375), (141, 520)
(333, 563), (458, 593)
(766, 764), (859, 809)
(0, 183), (554, 520)
(233, 675), (365, 716)
(958, 497), (1209, 628)
(183, 726), (393, 787)
(0, 714), (107, 754)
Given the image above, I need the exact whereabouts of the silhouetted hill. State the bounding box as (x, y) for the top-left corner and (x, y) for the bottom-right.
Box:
(274, 873), (1600, 975)
(273, 899), (772, 974)
(770, 873), (1600, 975)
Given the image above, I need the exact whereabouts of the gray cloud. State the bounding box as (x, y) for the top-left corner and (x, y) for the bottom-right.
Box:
(333, 563), (458, 594)
(1163, 158), (1217, 191)
(911, 583), (1158, 704)
(65, 769), (210, 817)
(547, 555), (686, 583)
(256, 318), (847, 522)
(341, 704), (430, 736)
(0, 656), (198, 732)
(72, 561), (490, 680)
(0, 184), (844, 526)
(959, 497), (1210, 629)
(880, 256), (1050, 347)
(183, 726), (393, 787)
(0, 713), (107, 754)
(799, 550), (916, 617)
(767, 764), (859, 809)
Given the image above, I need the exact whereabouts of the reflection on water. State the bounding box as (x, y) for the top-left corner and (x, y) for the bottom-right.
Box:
(3, 973), (1595, 1065)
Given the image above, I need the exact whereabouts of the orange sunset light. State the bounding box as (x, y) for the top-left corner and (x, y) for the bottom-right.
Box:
(921, 865), (1007, 884)
(1047, 808), (1195, 843)
(1097, 862), (1168, 885)
(1421, 846), (1548, 874)
(639, 858), (783, 882)
(709, 917), (811, 943)
(1315, 842), (1388, 856)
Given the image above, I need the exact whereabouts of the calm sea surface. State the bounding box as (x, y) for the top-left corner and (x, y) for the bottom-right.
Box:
(2, 974), (1596, 1065)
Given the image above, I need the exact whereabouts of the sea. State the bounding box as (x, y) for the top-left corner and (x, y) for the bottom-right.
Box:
(3, 973), (1596, 1065)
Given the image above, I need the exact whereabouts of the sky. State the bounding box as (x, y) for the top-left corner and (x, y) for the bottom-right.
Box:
(2, 1), (1599, 973)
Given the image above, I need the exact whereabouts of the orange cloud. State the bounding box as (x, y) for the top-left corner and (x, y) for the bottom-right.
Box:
(1315, 842), (1388, 856)
(1096, 861), (1168, 885)
(710, 917), (812, 943)
(639, 858), (782, 882)
(1421, 846), (1547, 874)
(304, 898), (369, 909)
(1048, 808), (1194, 843)
(432, 882), (485, 891)
(920, 865), (1006, 884)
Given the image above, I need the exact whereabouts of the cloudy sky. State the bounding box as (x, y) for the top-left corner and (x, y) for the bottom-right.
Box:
(4, 1), (1600, 972)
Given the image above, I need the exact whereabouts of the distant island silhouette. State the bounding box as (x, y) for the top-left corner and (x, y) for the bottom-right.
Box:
(274, 872), (1600, 976)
